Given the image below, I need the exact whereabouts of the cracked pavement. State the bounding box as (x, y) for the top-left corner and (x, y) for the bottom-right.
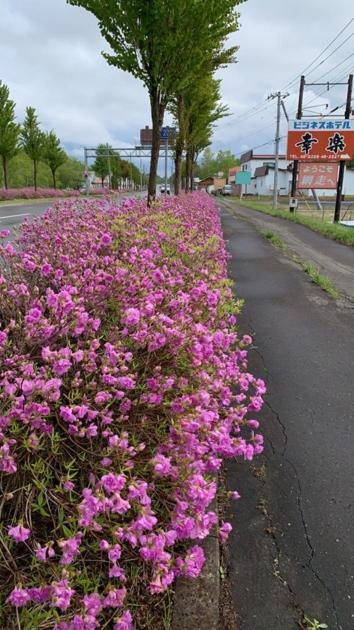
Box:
(220, 205), (354, 629)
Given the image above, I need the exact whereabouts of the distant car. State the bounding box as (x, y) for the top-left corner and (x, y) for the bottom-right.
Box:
(160, 185), (171, 195)
(222, 184), (233, 196)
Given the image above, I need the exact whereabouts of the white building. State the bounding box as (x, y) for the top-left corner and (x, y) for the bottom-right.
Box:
(239, 150), (291, 196)
(239, 149), (354, 197)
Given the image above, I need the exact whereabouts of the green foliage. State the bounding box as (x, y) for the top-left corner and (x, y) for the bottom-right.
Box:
(68, 0), (244, 201)
(20, 107), (46, 190)
(196, 148), (240, 179)
(44, 131), (67, 188)
(0, 149), (84, 190)
(92, 143), (111, 185)
(0, 81), (21, 189)
(57, 156), (85, 190)
(237, 199), (354, 248)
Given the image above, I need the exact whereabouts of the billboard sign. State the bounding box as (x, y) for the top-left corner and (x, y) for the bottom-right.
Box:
(287, 119), (354, 161)
(236, 171), (252, 184)
(298, 163), (339, 189)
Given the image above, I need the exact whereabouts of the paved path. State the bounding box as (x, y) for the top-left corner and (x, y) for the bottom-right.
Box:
(219, 203), (354, 630)
(221, 200), (354, 301)
(0, 201), (56, 237)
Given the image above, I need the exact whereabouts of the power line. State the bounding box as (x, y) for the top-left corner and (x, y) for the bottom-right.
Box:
(233, 135), (287, 157)
(311, 53), (354, 84)
(282, 18), (354, 90)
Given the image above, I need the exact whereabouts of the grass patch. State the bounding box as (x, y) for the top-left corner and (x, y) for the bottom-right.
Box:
(262, 230), (339, 299)
(296, 259), (339, 299)
(262, 229), (288, 252)
(232, 199), (354, 248)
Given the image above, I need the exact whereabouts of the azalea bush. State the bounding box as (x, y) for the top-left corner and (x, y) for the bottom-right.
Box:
(0, 192), (265, 629)
(0, 187), (81, 201)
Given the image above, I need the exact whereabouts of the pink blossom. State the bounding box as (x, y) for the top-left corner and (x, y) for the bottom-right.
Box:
(8, 523), (31, 543)
(103, 587), (126, 608)
(114, 610), (133, 630)
(7, 587), (31, 607)
(122, 307), (140, 327)
(219, 521), (233, 544)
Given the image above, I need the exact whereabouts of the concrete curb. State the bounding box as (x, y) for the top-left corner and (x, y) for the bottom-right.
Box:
(172, 528), (220, 629)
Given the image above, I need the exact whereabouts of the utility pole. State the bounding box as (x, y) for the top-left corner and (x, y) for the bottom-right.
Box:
(164, 134), (168, 196)
(106, 143), (112, 190)
(290, 75), (305, 211)
(268, 91), (289, 209)
(334, 73), (353, 223)
(84, 147), (90, 195)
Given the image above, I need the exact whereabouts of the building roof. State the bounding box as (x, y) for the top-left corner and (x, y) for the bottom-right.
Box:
(253, 164), (290, 178)
(240, 149), (286, 164)
(228, 165), (241, 177)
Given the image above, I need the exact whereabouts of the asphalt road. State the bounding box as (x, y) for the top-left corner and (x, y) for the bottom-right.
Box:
(0, 201), (55, 237)
(221, 199), (354, 302)
(220, 204), (354, 630)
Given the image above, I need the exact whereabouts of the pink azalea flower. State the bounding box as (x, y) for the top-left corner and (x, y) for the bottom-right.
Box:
(8, 524), (31, 543)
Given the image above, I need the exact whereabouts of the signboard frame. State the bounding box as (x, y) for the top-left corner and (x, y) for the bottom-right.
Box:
(287, 118), (354, 162)
(297, 162), (339, 189)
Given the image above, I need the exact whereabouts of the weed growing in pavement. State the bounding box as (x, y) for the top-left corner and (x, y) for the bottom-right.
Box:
(301, 615), (328, 629)
(294, 258), (339, 299)
(262, 229), (288, 252)
(235, 199), (354, 248)
(261, 230), (339, 299)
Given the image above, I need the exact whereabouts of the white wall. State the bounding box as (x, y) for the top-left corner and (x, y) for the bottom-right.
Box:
(241, 158), (291, 194)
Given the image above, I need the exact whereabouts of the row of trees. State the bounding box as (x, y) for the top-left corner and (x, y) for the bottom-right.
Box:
(68, 0), (244, 204)
(0, 81), (67, 190)
(93, 144), (146, 189)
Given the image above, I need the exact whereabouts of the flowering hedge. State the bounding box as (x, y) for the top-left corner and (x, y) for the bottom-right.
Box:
(0, 187), (81, 201)
(0, 193), (264, 629)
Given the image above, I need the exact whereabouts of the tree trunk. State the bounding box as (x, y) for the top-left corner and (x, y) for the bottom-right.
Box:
(52, 168), (57, 189)
(101, 177), (104, 187)
(34, 160), (38, 191)
(185, 150), (191, 193)
(174, 95), (185, 196)
(2, 156), (8, 189)
(189, 150), (195, 192)
(174, 146), (182, 196)
(148, 89), (164, 206)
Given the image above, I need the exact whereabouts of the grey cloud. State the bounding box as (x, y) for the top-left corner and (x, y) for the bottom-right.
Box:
(0, 0), (353, 162)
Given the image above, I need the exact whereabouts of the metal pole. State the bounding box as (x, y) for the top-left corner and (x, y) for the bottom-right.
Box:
(334, 73), (353, 223)
(290, 75), (305, 211)
(165, 135), (168, 196)
(272, 92), (281, 209)
(107, 144), (112, 190)
(84, 148), (90, 195)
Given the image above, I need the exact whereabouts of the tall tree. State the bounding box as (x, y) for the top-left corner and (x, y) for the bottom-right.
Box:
(44, 131), (67, 188)
(20, 107), (45, 190)
(0, 81), (20, 189)
(68, 0), (243, 204)
(180, 76), (229, 191)
(93, 143), (111, 187)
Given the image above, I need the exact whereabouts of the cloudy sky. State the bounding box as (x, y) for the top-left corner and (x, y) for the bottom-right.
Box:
(1, 0), (353, 166)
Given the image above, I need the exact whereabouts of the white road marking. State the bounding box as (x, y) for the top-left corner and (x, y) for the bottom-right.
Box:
(0, 213), (30, 220)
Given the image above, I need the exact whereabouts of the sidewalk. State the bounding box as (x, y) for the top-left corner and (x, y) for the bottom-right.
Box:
(220, 199), (354, 302)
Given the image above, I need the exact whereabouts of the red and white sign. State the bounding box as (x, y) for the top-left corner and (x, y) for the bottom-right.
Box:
(298, 163), (339, 189)
(287, 119), (354, 161)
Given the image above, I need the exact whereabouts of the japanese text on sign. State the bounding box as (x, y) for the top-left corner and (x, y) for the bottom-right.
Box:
(297, 162), (339, 189)
(287, 118), (354, 161)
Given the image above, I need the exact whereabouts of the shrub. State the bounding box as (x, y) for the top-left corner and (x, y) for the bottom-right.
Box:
(0, 187), (81, 201)
(0, 193), (264, 628)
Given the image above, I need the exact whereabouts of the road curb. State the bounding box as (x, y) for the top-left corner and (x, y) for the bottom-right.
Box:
(172, 521), (220, 629)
